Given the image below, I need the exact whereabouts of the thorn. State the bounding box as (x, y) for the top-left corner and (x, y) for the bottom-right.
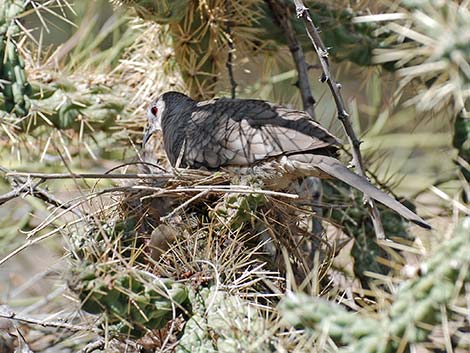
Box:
(320, 49), (329, 58)
(320, 74), (327, 83)
(336, 83), (342, 89)
(295, 4), (309, 18)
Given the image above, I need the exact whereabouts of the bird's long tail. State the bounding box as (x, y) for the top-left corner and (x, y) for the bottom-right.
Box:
(303, 155), (431, 229)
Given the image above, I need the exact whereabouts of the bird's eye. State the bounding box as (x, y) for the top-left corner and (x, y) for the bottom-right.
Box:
(151, 106), (158, 115)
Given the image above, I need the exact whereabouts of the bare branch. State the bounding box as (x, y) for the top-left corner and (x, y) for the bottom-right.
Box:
(292, 0), (385, 239)
(266, 0), (316, 119)
(0, 310), (100, 333)
(0, 166), (78, 214)
(6, 172), (175, 180)
(77, 340), (105, 353)
(225, 0), (237, 99)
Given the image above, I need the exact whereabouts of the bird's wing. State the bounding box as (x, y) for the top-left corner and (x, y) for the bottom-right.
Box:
(184, 99), (341, 168)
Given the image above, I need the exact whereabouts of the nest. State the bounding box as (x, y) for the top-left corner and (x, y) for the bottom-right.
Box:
(63, 156), (341, 343)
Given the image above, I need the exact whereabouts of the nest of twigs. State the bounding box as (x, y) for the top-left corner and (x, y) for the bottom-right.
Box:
(65, 161), (339, 344)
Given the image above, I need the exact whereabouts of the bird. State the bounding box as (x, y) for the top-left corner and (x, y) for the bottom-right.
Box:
(142, 91), (431, 229)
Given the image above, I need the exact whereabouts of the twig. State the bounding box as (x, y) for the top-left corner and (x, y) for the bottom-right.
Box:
(266, 0), (316, 119)
(7, 172), (175, 180)
(0, 188), (27, 205)
(225, 0), (237, 98)
(161, 189), (210, 221)
(136, 185), (299, 199)
(430, 186), (470, 215)
(0, 220), (73, 266)
(0, 189), (123, 266)
(292, 0), (385, 239)
(0, 311), (101, 333)
(0, 166), (80, 215)
(266, 0), (323, 237)
(77, 340), (105, 353)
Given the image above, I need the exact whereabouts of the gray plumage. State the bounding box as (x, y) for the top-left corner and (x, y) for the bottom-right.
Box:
(143, 91), (431, 229)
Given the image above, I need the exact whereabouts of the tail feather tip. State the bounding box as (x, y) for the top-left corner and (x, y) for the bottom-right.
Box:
(412, 218), (432, 230)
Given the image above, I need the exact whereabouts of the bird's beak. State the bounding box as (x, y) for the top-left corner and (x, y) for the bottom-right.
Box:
(142, 125), (154, 148)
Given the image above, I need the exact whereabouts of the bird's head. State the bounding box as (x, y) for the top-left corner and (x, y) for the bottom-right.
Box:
(142, 91), (192, 147)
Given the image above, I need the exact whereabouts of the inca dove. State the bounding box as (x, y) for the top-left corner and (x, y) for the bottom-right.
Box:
(143, 91), (431, 229)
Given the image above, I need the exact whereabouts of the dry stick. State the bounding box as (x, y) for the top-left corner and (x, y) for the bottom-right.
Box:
(77, 340), (105, 353)
(267, 0), (323, 240)
(292, 0), (385, 239)
(0, 167), (79, 215)
(0, 190), (123, 266)
(7, 172), (297, 197)
(160, 189), (210, 221)
(266, 0), (316, 119)
(225, 0), (237, 99)
(0, 311), (101, 333)
(138, 185), (299, 199)
(7, 172), (175, 180)
(0, 186), (30, 205)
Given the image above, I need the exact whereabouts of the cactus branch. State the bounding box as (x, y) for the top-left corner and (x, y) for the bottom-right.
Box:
(280, 220), (470, 352)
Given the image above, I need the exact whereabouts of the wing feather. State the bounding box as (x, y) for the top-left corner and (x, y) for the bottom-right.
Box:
(184, 98), (341, 169)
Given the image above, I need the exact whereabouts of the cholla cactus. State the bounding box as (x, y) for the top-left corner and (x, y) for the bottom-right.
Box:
(112, 0), (190, 23)
(29, 77), (127, 131)
(114, 0), (265, 99)
(210, 191), (267, 230)
(114, 0), (390, 99)
(323, 180), (413, 288)
(177, 287), (271, 352)
(67, 216), (190, 338)
(69, 260), (189, 338)
(373, 0), (470, 113)
(0, 0), (32, 116)
(280, 219), (470, 353)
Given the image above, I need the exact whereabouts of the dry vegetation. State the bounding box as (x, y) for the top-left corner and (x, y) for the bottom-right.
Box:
(0, 1), (469, 352)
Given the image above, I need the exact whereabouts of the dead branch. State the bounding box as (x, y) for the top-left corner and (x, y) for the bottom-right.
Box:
(0, 166), (78, 215)
(292, 0), (385, 239)
(0, 309), (100, 333)
(77, 340), (106, 353)
(266, 0), (316, 119)
(225, 0), (237, 98)
(6, 172), (175, 180)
